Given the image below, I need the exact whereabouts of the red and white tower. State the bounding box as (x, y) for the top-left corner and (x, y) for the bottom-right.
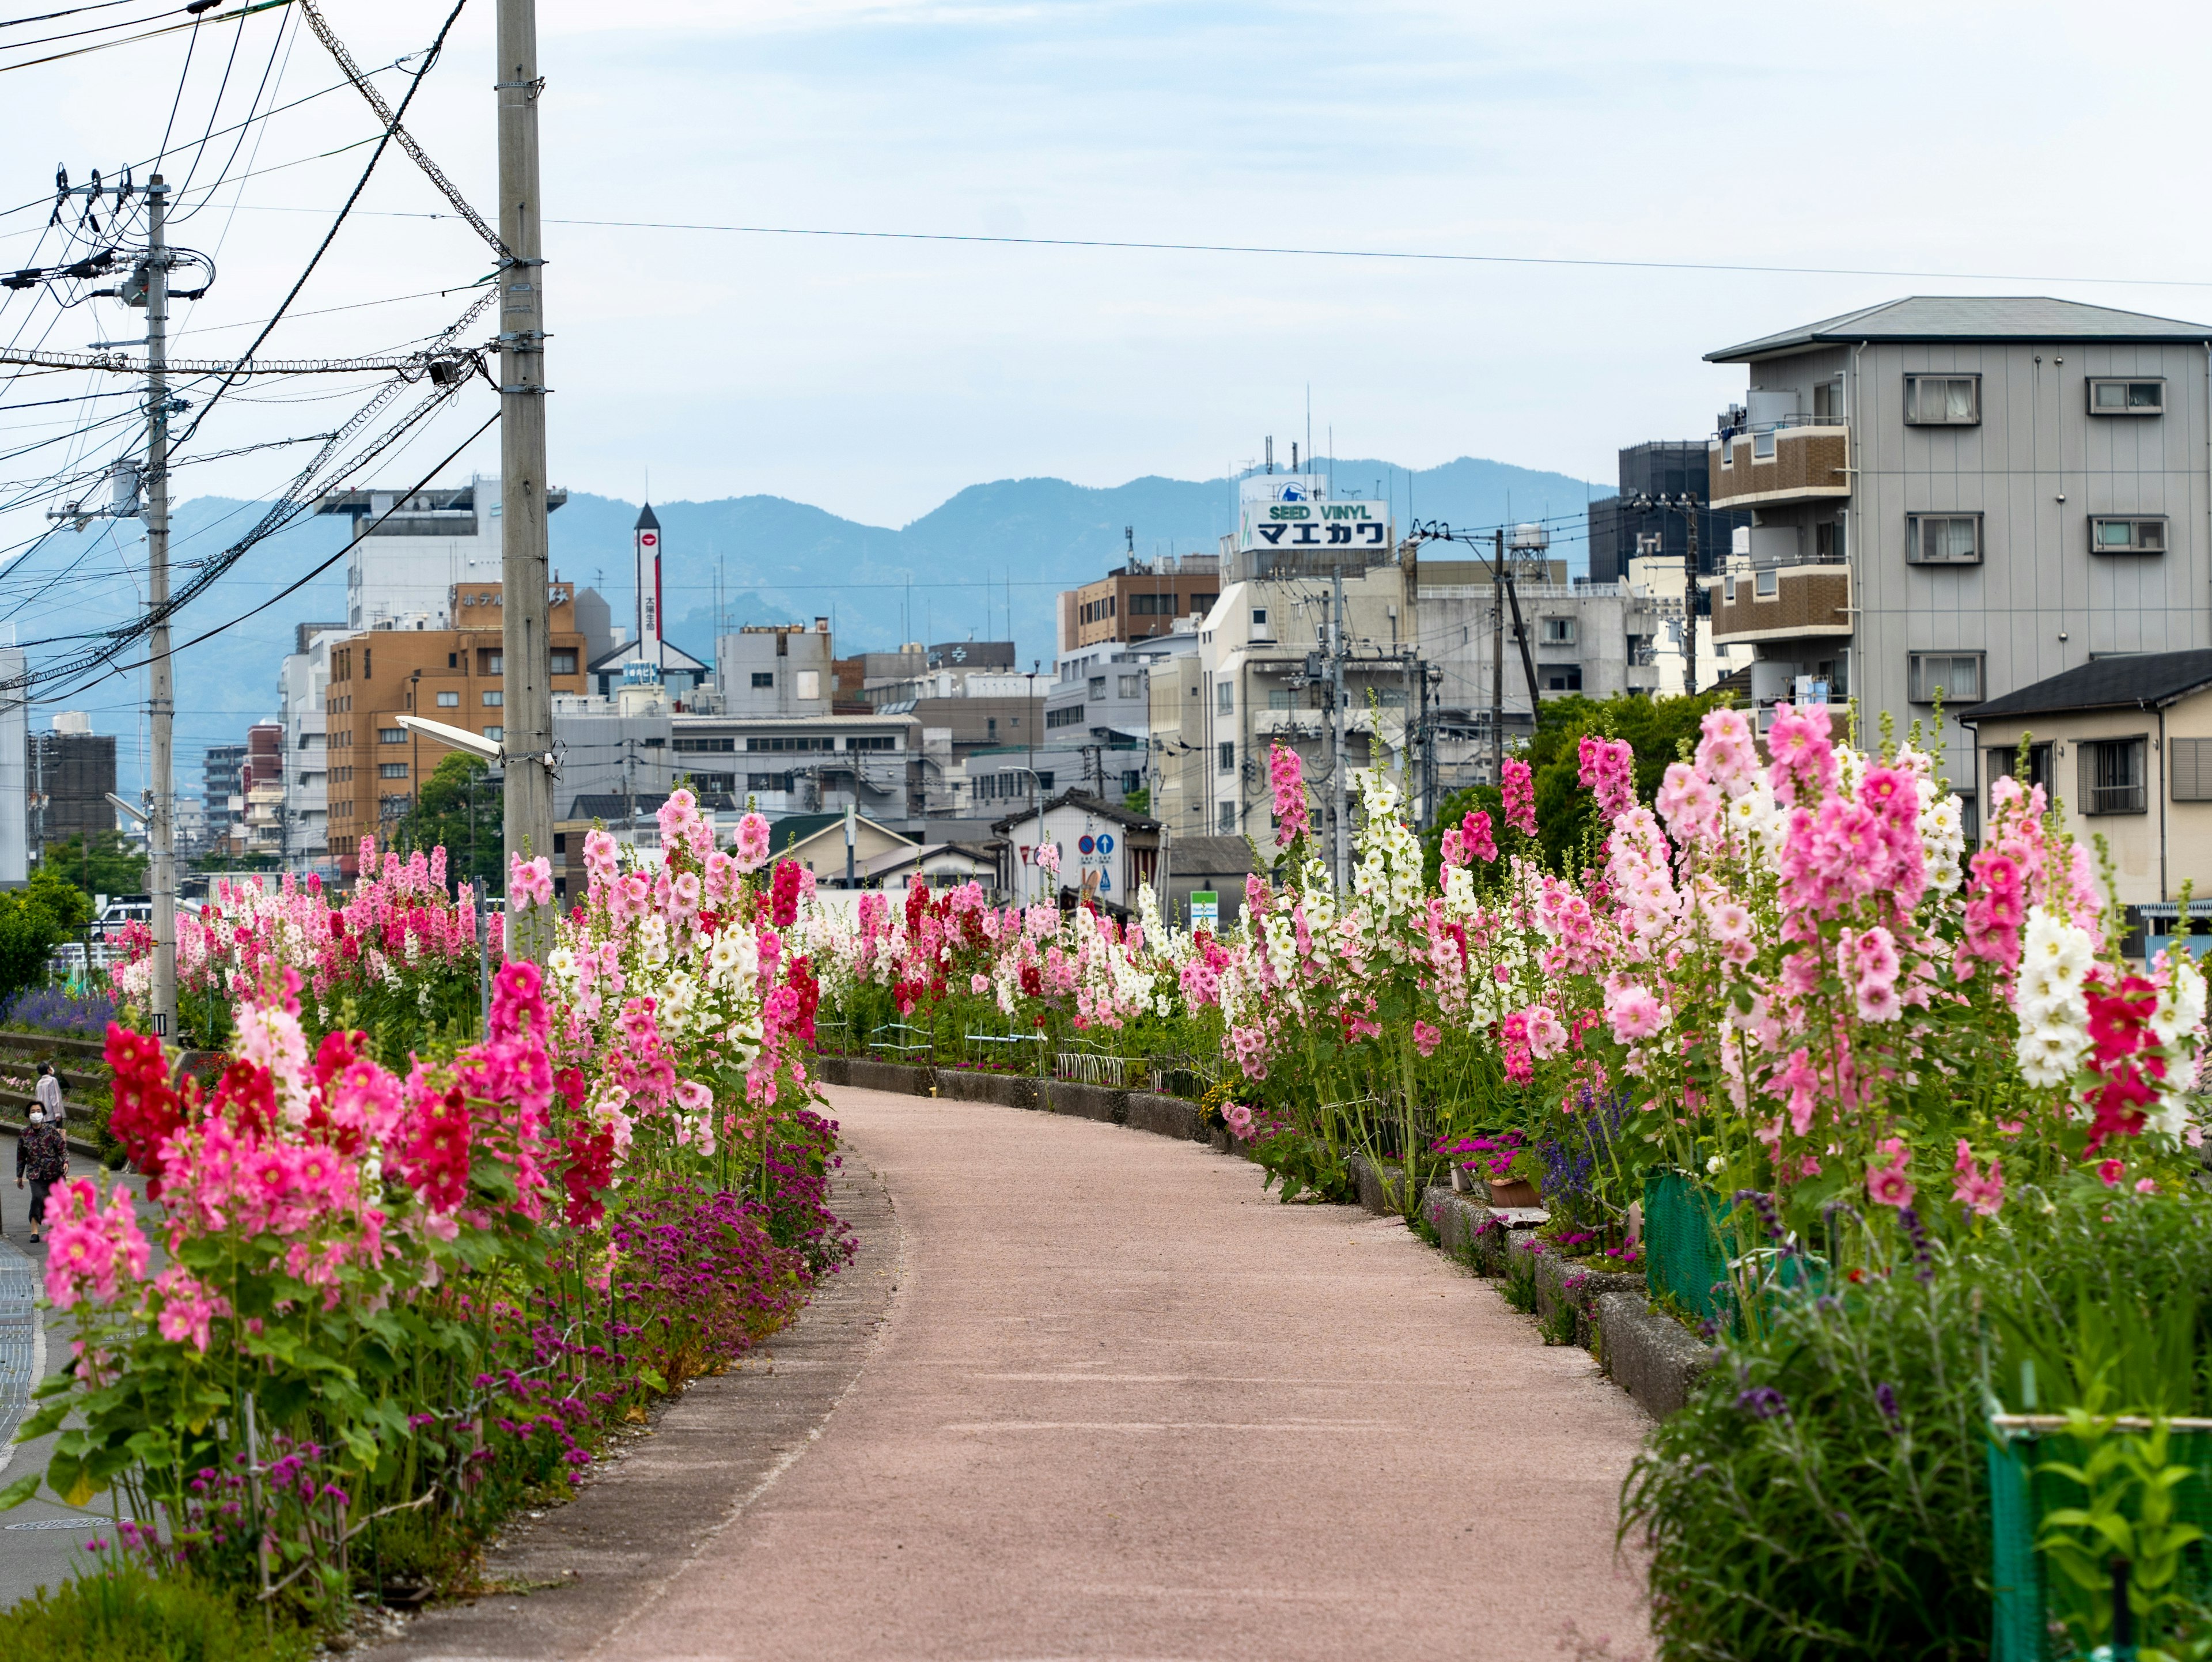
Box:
(634, 502), (662, 679)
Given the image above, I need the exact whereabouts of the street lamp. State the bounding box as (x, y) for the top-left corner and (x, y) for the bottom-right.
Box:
(1627, 490), (1704, 695)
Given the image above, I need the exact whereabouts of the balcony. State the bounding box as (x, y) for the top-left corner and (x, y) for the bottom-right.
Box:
(1709, 417), (1850, 509)
(1710, 561), (1851, 644)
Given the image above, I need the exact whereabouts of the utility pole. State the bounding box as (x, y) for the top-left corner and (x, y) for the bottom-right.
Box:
(497, 0), (552, 960)
(1684, 500), (1700, 696)
(1331, 571), (1349, 892)
(145, 174), (176, 1042)
(1490, 528), (1505, 789)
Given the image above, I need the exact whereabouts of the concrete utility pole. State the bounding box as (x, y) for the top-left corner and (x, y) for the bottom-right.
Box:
(497, 0), (552, 959)
(1331, 571), (1349, 892)
(1490, 527), (1505, 789)
(1684, 502), (1700, 696)
(146, 175), (176, 1041)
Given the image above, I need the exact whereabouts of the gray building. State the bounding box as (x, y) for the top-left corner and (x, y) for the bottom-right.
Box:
(315, 476), (569, 631)
(716, 622), (835, 716)
(1704, 296), (2212, 831)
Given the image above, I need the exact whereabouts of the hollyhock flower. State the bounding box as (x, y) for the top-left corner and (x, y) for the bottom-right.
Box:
(1501, 758), (1537, 836)
(1577, 736), (1636, 820)
(1523, 1004), (1568, 1059)
(732, 812), (772, 873)
(1607, 985), (1665, 1043)
(1694, 707), (1757, 797)
(1269, 743), (1310, 846)
(1951, 1140), (2006, 1217)
(1459, 810), (1498, 864)
(1863, 1137), (1915, 1210)
(1412, 1020), (1443, 1057)
(509, 854), (554, 910)
(1765, 702), (1839, 806)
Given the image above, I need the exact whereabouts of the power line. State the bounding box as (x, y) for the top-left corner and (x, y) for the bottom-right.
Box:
(0, 0), (286, 76)
(224, 208), (2212, 294)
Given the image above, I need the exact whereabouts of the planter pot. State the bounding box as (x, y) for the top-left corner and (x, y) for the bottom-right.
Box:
(1488, 1178), (1541, 1209)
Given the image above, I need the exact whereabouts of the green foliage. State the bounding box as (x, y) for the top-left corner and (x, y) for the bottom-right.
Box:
(1624, 1260), (1991, 1661)
(2036, 1411), (2207, 1649)
(37, 831), (147, 898)
(1122, 786), (1150, 815)
(1501, 1244), (1538, 1313)
(1251, 1130), (1353, 1205)
(389, 753), (503, 898)
(0, 870), (95, 1005)
(0, 1560), (310, 1661)
(1421, 687), (1732, 882)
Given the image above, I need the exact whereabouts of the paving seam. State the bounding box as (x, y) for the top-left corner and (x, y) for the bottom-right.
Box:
(374, 1150), (906, 1661)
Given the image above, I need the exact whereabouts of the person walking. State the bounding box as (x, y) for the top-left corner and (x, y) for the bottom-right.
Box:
(16, 1106), (66, 1244)
(33, 1062), (63, 1127)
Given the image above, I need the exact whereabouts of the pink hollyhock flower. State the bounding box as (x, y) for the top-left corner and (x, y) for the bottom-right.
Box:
(1412, 1020), (1443, 1057)
(971, 973), (991, 995)
(507, 854), (554, 910)
(1522, 1004), (1569, 1059)
(1501, 757), (1537, 836)
(2097, 1157), (2127, 1187)
(732, 812), (772, 873)
(1607, 985), (1665, 1043)
(1866, 1138), (1914, 1209)
(1440, 828), (1468, 869)
(1269, 743), (1310, 846)
(1694, 707), (1757, 796)
(1224, 1103), (1256, 1141)
(1460, 810), (1498, 864)
(1578, 736), (1637, 820)
(1951, 1139), (2006, 1217)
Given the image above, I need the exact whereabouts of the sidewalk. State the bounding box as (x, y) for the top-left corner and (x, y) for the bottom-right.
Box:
(596, 1085), (1653, 1662)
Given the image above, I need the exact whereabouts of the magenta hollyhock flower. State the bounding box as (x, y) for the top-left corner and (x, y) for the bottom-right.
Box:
(1269, 743), (1310, 847)
(1501, 756), (1537, 835)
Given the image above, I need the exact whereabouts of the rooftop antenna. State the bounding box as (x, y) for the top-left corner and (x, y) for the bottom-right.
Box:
(1266, 436), (1274, 475)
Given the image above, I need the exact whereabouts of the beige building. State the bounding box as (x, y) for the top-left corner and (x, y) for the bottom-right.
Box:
(1960, 648), (2212, 906)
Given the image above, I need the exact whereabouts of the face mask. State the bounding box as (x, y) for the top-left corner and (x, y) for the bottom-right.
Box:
(27, 1112), (41, 1125)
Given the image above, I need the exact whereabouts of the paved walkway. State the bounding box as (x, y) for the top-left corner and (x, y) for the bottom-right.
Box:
(597, 1085), (1653, 1662)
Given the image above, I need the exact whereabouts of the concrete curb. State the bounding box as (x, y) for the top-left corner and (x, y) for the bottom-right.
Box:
(812, 1051), (1715, 1419)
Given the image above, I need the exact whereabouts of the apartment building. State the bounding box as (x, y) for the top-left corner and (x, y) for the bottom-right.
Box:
(279, 622), (343, 874)
(1059, 554), (1222, 651)
(323, 581), (588, 874)
(316, 476), (569, 631)
(1703, 296), (2212, 833)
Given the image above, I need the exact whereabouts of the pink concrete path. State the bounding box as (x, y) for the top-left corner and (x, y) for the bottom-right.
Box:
(608, 1085), (1653, 1662)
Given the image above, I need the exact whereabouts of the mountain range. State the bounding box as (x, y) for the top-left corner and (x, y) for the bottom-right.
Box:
(32, 454), (1608, 797)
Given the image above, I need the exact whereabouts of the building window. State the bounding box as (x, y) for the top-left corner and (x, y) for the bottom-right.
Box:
(550, 651), (577, 675)
(2171, 738), (2212, 801)
(1907, 513), (1984, 566)
(1755, 568), (1778, 597)
(2081, 736), (2148, 815)
(435, 691), (459, 708)
(378, 728), (405, 744)
(1088, 676), (1107, 699)
(2092, 516), (2166, 554)
(1539, 616), (1577, 646)
(673, 736), (736, 752)
(1815, 519), (1847, 563)
(378, 762), (408, 779)
(1251, 607), (1268, 629)
(1540, 664), (1583, 692)
(752, 672), (774, 688)
(479, 650), (503, 675)
(747, 771), (797, 793)
(1047, 704), (1085, 729)
(849, 735), (897, 751)
(1218, 802), (1237, 832)
(447, 653), (457, 669)
(986, 717), (997, 739)
(1118, 675), (1142, 699)
(1903, 373), (1980, 426)
(1906, 651), (1984, 705)
(796, 670), (820, 701)
(1216, 680), (1234, 715)
(482, 690), (503, 707)
(2089, 378), (2164, 415)
(1218, 741), (1236, 773)
(483, 726), (503, 743)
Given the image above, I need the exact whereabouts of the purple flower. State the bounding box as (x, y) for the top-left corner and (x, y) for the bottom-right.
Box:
(1874, 1383), (1902, 1428)
(1736, 1385), (1789, 1421)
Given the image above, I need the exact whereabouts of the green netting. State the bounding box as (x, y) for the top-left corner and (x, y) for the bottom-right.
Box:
(1643, 1171), (1734, 1328)
(1988, 1424), (2212, 1659)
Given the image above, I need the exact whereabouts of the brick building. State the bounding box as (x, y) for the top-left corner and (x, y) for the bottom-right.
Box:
(324, 581), (587, 874)
(1057, 555), (1221, 651)
(32, 718), (117, 849)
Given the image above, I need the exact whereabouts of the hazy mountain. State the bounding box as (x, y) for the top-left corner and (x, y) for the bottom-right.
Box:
(31, 454), (1605, 795)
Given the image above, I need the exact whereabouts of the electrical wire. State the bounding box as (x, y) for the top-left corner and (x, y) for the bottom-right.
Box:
(0, 0), (286, 78)
(0, 0), (147, 31)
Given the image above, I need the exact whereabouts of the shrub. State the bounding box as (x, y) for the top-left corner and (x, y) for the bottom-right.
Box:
(1623, 1262), (1991, 1661)
(0, 1559), (310, 1661)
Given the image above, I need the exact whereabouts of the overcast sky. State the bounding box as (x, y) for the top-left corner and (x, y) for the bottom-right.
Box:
(5, 0), (2211, 533)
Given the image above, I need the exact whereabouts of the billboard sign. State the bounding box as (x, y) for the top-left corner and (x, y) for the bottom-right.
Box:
(1239, 497), (1389, 552)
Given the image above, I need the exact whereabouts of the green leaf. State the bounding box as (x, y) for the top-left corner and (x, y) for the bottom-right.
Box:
(0, 1471), (41, 1512)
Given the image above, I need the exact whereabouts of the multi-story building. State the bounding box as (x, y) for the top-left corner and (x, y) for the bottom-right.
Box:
(316, 476), (570, 631)
(716, 622), (835, 715)
(32, 715), (117, 850)
(0, 645), (23, 884)
(1703, 296), (2212, 834)
(279, 623), (343, 874)
(243, 722), (284, 860)
(1586, 442), (1753, 586)
(202, 741), (246, 854)
(1058, 554), (1222, 652)
(323, 581), (589, 874)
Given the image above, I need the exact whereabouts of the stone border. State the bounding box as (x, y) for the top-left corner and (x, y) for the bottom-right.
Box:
(816, 1054), (1714, 1420)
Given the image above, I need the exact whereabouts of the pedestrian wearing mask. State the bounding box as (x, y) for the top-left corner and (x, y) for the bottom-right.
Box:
(16, 1106), (65, 1244)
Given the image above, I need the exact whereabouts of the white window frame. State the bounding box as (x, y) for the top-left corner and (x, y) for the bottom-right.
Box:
(378, 727), (406, 744)
(1903, 373), (1982, 426)
(1906, 650), (1985, 705)
(2088, 378), (2165, 416)
(2090, 516), (2167, 554)
(435, 691), (459, 708)
(1217, 740), (1236, 773)
(1906, 512), (1984, 567)
(2080, 735), (2149, 816)
(1216, 679), (1234, 715)
(1538, 616), (1577, 646)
